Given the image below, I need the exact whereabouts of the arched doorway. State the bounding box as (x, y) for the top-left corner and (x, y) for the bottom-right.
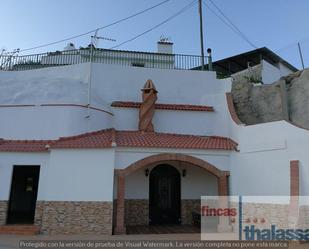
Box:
(114, 153), (230, 234)
(149, 165), (181, 225)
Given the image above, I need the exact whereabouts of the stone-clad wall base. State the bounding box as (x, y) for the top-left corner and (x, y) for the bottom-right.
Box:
(125, 199), (148, 226)
(37, 201), (113, 235)
(242, 203), (289, 229)
(299, 206), (309, 229)
(34, 201), (44, 227)
(230, 202), (290, 231)
(124, 199), (203, 226)
(181, 199), (200, 225)
(123, 199), (203, 226)
(0, 201), (8, 225)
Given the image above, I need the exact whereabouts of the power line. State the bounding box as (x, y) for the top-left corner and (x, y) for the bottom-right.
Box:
(203, 2), (237, 36)
(205, 0), (257, 49)
(18, 0), (172, 53)
(275, 37), (309, 53)
(110, 0), (197, 49)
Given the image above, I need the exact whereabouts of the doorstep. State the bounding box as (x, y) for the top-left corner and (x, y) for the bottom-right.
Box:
(0, 225), (40, 235)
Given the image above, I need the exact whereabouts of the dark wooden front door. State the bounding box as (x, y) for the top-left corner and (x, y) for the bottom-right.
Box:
(7, 166), (40, 224)
(149, 165), (181, 224)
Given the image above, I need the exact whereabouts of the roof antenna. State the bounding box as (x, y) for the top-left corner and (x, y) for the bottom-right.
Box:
(0, 48), (20, 70)
(90, 29), (116, 48)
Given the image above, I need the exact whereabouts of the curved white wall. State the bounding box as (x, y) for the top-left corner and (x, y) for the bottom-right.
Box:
(0, 63), (232, 139)
(0, 106), (112, 139)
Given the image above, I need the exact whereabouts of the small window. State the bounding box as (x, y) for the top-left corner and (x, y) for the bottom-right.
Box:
(25, 177), (34, 192)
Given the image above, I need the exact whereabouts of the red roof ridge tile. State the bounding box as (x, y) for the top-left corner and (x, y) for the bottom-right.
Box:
(117, 130), (205, 137)
(111, 101), (214, 112)
(57, 128), (114, 141)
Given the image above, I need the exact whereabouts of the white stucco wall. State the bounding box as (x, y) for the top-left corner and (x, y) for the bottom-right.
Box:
(112, 108), (227, 136)
(45, 149), (115, 201)
(0, 152), (49, 201)
(98, 63), (231, 137)
(279, 63), (295, 76)
(90, 63), (225, 105)
(113, 148), (229, 199)
(228, 111), (309, 196)
(0, 63), (231, 139)
(261, 60), (281, 84)
(262, 60), (294, 84)
(0, 149), (116, 202)
(114, 148), (231, 172)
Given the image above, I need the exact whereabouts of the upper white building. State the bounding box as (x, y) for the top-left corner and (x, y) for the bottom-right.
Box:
(209, 47), (298, 84)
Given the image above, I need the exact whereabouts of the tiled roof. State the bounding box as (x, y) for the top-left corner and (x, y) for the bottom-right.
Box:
(53, 129), (113, 149)
(0, 129), (237, 152)
(111, 101), (214, 112)
(114, 130), (237, 150)
(0, 139), (52, 152)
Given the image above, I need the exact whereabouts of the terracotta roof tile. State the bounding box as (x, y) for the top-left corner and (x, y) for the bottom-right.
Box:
(53, 129), (113, 149)
(0, 139), (52, 152)
(114, 131), (237, 150)
(111, 101), (214, 112)
(0, 129), (237, 152)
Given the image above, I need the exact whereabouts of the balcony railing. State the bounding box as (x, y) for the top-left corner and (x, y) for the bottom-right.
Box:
(0, 48), (211, 71)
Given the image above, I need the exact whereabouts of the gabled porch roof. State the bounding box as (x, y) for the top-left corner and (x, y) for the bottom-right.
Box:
(0, 129), (238, 152)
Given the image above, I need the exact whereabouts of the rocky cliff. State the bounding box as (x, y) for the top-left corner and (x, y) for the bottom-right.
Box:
(231, 67), (309, 128)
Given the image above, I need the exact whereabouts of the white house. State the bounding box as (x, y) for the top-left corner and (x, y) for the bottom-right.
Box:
(210, 47), (297, 84)
(0, 46), (307, 236)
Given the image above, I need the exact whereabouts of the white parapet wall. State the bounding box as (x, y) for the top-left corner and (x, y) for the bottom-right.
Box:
(0, 62), (232, 139)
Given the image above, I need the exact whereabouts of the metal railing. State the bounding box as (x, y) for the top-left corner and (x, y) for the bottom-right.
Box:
(0, 48), (211, 71)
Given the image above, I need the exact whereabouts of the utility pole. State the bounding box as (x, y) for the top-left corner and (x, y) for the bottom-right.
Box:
(298, 42), (305, 70)
(198, 0), (205, 70)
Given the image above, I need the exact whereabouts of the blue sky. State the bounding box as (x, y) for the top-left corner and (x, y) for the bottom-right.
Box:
(1, 0), (309, 68)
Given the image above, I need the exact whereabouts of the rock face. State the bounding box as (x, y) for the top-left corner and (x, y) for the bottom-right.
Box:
(231, 67), (309, 128)
(232, 70), (283, 125)
(288, 70), (309, 128)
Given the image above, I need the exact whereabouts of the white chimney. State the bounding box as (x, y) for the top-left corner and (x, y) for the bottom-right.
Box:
(157, 38), (173, 54)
